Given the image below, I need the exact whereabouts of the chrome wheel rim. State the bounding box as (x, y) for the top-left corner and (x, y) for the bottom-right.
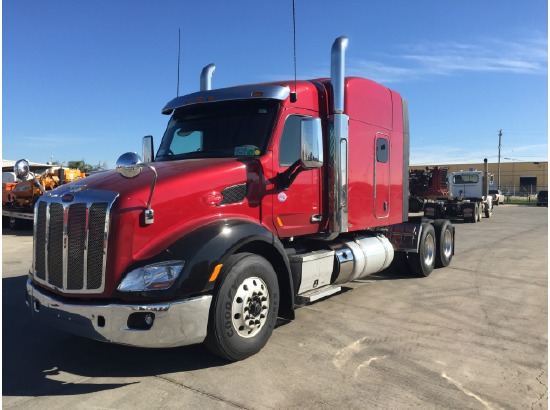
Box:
(232, 277), (269, 338)
(442, 229), (453, 259)
(424, 233), (435, 267)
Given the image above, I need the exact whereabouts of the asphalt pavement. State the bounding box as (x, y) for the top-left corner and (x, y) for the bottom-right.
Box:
(2, 205), (548, 409)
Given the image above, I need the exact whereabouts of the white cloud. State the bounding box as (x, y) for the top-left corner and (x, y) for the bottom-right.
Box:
(345, 35), (548, 83)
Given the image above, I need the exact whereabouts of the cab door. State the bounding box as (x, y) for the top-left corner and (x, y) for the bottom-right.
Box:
(272, 114), (322, 238)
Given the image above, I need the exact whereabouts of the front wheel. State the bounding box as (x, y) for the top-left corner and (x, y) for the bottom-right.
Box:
(205, 253), (279, 361)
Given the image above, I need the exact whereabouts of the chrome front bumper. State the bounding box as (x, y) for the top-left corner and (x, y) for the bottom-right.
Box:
(26, 279), (212, 348)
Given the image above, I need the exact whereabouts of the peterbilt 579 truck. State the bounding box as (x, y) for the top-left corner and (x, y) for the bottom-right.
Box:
(26, 37), (455, 361)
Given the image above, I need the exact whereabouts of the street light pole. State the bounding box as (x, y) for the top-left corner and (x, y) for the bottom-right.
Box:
(497, 129), (502, 188)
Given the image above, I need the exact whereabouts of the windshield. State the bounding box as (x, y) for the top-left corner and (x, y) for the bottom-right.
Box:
(156, 100), (279, 161)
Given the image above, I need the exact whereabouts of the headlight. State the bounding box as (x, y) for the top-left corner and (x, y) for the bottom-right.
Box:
(117, 260), (185, 292)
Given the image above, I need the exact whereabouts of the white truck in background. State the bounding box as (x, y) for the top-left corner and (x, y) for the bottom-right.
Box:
(411, 159), (493, 223)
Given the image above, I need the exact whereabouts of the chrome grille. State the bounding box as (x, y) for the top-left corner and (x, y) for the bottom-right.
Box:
(48, 203), (64, 288)
(33, 189), (118, 294)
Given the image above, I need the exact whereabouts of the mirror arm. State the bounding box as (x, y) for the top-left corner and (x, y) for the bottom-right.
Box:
(277, 159), (303, 191)
(143, 164), (157, 225)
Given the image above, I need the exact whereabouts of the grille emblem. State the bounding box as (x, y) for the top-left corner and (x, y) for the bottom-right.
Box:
(61, 193), (75, 203)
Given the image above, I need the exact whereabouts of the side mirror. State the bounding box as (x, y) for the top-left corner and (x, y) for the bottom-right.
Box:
(116, 152), (143, 179)
(14, 159), (30, 180)
(143, 135), (155, 163)
(300, 117), (323, 169)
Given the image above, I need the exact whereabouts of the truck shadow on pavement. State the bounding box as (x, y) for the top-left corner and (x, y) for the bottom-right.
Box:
(2, 276), (231, 398)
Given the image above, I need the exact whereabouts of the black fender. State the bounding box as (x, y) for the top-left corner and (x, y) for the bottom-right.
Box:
(115, 219), (295, 319)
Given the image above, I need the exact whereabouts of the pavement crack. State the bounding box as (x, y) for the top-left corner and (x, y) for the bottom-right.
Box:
(531, 370), (547, 410)
(154, 375), (253, 409)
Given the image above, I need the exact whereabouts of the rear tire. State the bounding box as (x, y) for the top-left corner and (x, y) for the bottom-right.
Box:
(433, 219), (453, 268)
(408, 223), (436, 277)
(205, 253), (279, 361)
(469, 204), (477, 223)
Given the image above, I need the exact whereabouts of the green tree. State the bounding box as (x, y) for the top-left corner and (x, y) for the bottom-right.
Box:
(67, 160), (109, 173)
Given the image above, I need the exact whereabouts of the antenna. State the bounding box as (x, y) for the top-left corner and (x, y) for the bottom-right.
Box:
(177, 28), (181, 97)
(290, 0), (298, 103)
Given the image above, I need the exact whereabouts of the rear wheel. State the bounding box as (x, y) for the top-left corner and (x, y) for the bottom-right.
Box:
(408, 223), (436, 277)
(205, 253), (279, 361)
(468, 204), (477, 223)
(434, 220), (453, 268)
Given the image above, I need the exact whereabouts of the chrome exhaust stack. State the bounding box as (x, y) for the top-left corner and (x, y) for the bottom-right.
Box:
(328, 36), (350, 236)
(331, 36), (348, 114)
(200, 63), (216, 91)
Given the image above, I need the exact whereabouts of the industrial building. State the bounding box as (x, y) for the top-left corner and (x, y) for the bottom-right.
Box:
(410, 161), (548, 196)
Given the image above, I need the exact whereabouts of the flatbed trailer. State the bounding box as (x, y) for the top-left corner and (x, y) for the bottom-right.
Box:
(2, 209), (34, 229)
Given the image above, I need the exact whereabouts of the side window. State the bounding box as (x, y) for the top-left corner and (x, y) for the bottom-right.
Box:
(376, 138), (389, 163)
(279, 115), (303, 166)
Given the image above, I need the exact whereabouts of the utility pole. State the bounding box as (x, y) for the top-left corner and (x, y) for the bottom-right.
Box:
(497, 129), (502, 188)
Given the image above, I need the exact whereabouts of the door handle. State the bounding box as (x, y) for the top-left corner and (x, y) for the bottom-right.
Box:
(310, 214), (322, 223)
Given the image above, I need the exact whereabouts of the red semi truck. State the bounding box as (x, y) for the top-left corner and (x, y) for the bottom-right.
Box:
(26, 37), (455, 361)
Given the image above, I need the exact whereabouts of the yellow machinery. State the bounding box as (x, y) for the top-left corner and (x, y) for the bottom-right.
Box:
(3, 160), (85, 227)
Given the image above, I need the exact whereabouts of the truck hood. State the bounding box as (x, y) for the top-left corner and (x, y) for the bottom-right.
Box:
(63, 158), (251, 205)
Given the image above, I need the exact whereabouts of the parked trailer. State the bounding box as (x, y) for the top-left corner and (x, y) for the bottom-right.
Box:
(26, 36), (455, 361)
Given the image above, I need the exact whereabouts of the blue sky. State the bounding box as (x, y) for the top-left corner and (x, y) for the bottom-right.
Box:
(3, 0), (548, 167)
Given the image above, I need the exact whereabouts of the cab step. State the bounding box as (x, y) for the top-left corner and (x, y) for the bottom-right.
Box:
(295, 285), (342, 305)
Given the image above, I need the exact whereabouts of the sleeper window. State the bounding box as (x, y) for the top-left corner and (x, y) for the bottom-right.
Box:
(377, 138), (389, 163)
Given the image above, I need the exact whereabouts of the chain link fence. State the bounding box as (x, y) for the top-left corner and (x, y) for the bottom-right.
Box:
(499, 185), (547, 203)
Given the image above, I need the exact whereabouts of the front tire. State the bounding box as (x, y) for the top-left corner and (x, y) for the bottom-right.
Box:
(205, 253), (279, 361)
